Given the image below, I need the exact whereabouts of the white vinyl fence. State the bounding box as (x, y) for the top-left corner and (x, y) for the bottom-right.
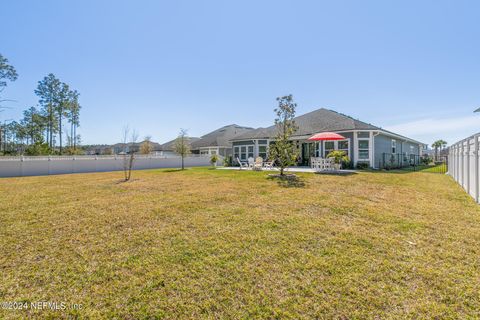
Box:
(0, 154), (218, 178)
(448, 133), (480, 203)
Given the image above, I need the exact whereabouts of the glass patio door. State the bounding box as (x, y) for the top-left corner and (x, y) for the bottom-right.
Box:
(301, 142), (315, 166)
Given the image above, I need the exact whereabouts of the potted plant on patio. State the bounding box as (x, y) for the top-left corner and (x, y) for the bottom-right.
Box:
(326, 150), (349, 170)
(210, 154), (218, 167)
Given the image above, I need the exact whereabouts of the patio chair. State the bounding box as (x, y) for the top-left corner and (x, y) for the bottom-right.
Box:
(325, 158), (336, 171)
(310, 157), (319, 169)
(312, 158), (334, 172)
(253, 157), (263, 171)
(311, 157), (323, 172)
(236, 157), (249, 170)
(247, 157), (255, 168)
(263, 159), (275, 170)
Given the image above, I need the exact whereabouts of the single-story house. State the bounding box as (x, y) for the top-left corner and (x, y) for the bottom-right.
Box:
(230, 108), (425, 169)
(190, 124), (254, 156)
(159, 137), (200, 156)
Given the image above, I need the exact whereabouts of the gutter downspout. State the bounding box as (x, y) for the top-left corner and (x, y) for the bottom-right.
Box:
(372, 131), (380, 169)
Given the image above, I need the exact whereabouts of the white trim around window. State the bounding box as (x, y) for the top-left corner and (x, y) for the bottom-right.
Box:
(322, 139), (350, 158)
(357, 134), (371, 165)
(391, 139), (397, 154)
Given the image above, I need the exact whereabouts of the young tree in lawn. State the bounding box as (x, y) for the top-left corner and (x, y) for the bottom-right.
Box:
(140, 135), (153, 154)
(173, 129), (190, 170)
(0, 53), (18, 112)
(432, 139), (447, 161)
(268, 94), (299, 176)
(121, 126), (139, 181)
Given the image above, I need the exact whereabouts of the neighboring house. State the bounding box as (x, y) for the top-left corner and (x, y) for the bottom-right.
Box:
(159, 137), (200, 156)
(111, 141), (162, 155)
(190, 124), (254, 157)
(84, 144), (114, 155)
(230, 108), (425, 169)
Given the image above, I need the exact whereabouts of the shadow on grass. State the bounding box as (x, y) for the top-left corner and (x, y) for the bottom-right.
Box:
(267, 174), (307, 188)
(113, 178), (139, 184)
(315, 171), (357, 176)
(161, 168), (184, 173)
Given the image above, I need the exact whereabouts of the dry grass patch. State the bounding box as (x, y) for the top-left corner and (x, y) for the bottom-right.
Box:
(0, 168), (479, 319)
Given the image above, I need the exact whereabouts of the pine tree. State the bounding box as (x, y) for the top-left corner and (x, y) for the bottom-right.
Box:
(35, 74), (60, 149)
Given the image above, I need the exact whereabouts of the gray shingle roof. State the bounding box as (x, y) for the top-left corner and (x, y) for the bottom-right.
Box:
(191, 124), (254, 149)
(232, 108), (381, 140)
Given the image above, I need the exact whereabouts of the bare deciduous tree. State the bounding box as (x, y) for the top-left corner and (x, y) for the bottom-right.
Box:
(173, 128), (190, 170)
(122, 126), (139, 181)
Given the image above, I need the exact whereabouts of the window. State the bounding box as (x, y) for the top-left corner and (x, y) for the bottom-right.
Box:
(247, 146), (254, 158)
(358, 140), (369, 160)
(240, 146), (247, 160)
(392, 140), (397, 154)
(338, 140), (349, 156)
(409, 145), (415, 155)
(234, 147), (240, 160)
(324, 141), (335, 157)
(200, 150), (208, 156)
(323, 140), (350, 157)
(258, 145), (267, 159)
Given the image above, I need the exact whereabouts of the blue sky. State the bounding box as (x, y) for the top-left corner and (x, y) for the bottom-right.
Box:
(1, 0), (479, 145)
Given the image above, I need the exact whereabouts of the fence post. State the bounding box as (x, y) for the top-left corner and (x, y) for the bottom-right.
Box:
(475, 135), (479, 203)
(467, 139), (471, 195)
(453, 145), (456, 179)
(456, 145), (459, 181)
(20, 155), (24, 177)
(461, 142), (464, 189)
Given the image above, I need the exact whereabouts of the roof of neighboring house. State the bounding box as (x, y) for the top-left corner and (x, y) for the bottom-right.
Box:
(110, 141), (163, 151)
(191, 124), (254, 149)
(232, 108), (381, 140)
(159, 137), (201, 151)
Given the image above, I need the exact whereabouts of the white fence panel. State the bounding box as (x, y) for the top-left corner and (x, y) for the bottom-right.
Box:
(449, 134), (480, 203)
(0, 155), (216, 178)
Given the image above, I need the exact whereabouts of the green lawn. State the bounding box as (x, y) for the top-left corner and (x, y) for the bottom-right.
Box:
(0, 168), (479, 319)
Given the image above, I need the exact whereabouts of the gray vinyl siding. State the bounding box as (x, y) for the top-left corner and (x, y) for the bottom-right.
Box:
(220, 148), (231, 157)
(373, 135), (393, 168)
(374, 134), (421, 168)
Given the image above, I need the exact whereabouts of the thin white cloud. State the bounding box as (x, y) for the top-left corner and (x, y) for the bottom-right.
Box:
(385, 116), (480, 145)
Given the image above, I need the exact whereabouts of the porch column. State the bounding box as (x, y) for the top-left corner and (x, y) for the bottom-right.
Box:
(254, 140), (259, 158)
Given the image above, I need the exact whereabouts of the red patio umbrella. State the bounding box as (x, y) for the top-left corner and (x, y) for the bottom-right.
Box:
(308, 132), (346, 141)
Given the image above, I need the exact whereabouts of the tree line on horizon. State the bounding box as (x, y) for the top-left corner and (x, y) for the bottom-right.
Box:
(0, 53), (81, 156)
